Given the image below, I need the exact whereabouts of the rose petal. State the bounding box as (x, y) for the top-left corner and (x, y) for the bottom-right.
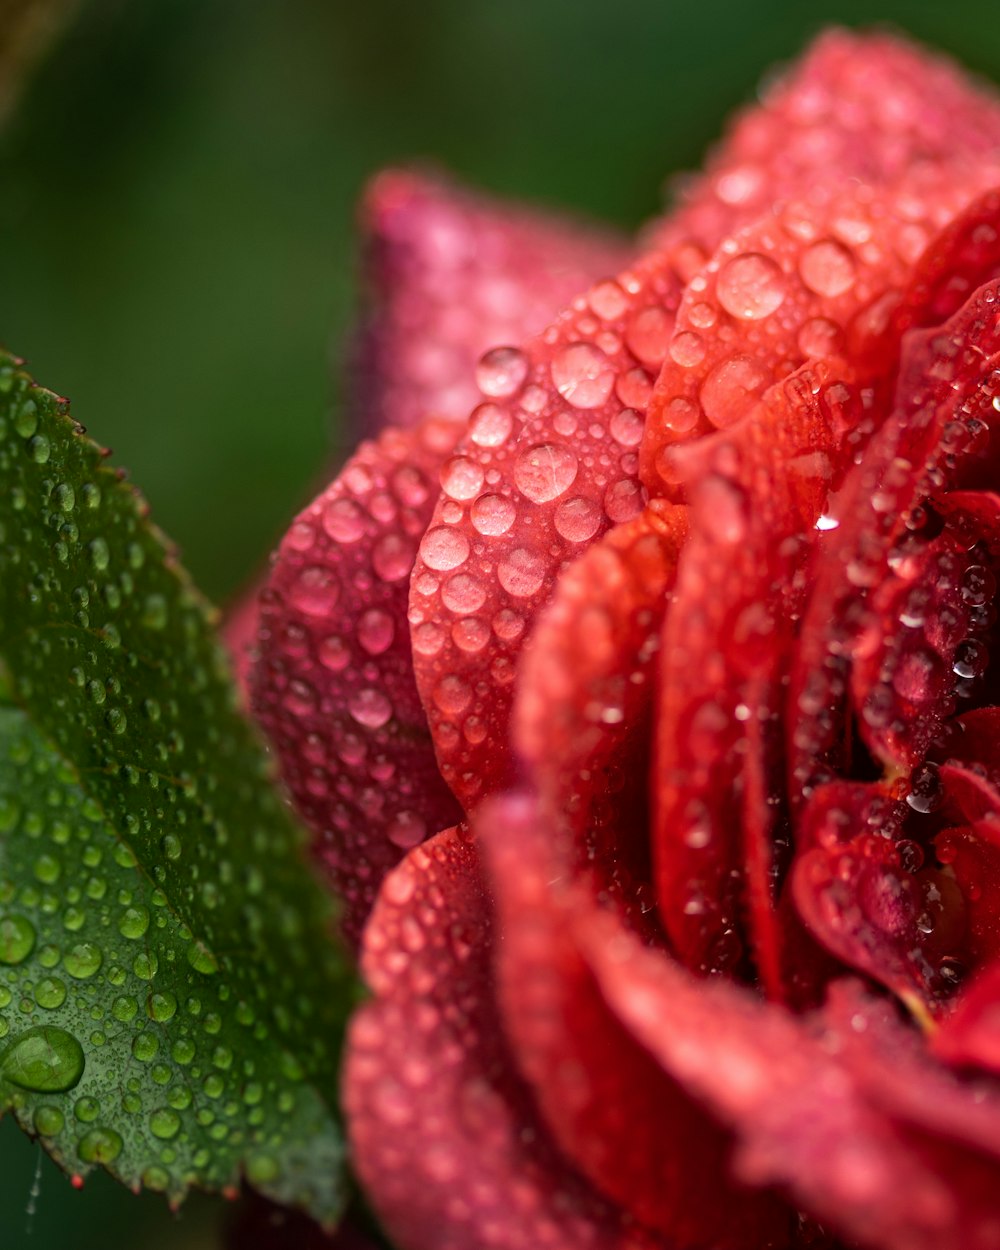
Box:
(650, 30), (1000, 256)
(515, 505), (685, 906)
(352, 168), (629, 435)
(409, 247), (691, 811)
(653, 362), (853, 991)
(253, 418), (463, 945)
(222, 576), (265, 703)
(586, 925), (1000, 1250)
(641, 168), (1000, 497)
(343, 826), (658, 1250)
(934, 961), (1000, 1073)
(791, 277), (1000, 814)
(936, 825), (1000, 967)
(481, 793), (792, 1249)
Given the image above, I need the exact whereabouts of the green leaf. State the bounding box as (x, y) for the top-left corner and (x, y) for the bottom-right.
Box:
(0, 351), (352, 1223)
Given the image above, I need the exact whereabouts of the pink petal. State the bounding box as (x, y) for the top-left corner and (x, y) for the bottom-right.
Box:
(253, 419), (463, 945)
(352, 168), (630, 435)
(343, 826), (660, 1250)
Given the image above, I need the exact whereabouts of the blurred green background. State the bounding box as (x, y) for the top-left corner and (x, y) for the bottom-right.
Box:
(2, 0), (1000, 1245)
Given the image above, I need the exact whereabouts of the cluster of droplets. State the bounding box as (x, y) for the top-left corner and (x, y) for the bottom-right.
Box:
(255, 418), (465, 941)
(644, 170), (1000, 496)
(0, 355), (347, 1217)
(407, 254), (688, 807)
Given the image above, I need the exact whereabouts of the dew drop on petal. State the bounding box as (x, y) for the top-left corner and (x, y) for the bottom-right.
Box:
(419, 527), (470, 572)
(609, 407), (643, 446)
(699, 354), (770, 428)
(289, 566), (340, 617)
(475, 346), (529, 398)
(468, 402), (514, 448)
(348, 688), (393, 729)
(386, 810), (427, 850)
(442, 572), (487, 614)
(551, 342), (614, 409)
(799, 240), (856, 298)
(513, 443), (578, 503)
(625, 306), (673, 365)
(669, 331), (706, 368)
(440, 456), (486, 501)
(471, 493), (516, 536)
(497, 547), (546, 597)
(716, 253), (786, 320)
(357, 608), (395, 655)
(554, 496), (602, 543)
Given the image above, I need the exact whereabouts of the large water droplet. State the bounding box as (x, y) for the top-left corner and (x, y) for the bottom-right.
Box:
(699, 354), (770, 428)
(554, 496), (602, 543)
(497, 547), (546, 597)
(348, 688), (393, 729)
(420, 527), (470, 572)
(1, 1026), (85, 1092)
(475, 346), (529, 398)
(440, 456), (485, 502)
(0, 914), (35, 964)
(289, 566), (339, 617)
(551, 343), (614, 409)
(468, 403), (513, 448)
(470, 493), (516, 536)
(513, 443), (578, 503)
(799, 240), (856, 298)
(717, 253), (786, 320)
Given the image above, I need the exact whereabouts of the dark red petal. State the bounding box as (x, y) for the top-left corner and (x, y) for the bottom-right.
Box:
(650, 29), (1000, 256)
(936, 825), (1000, 966)
(481, 793), (793, 1249)
(791, 781), (949, 1016)
(343, 826), (659, 1250)
(653, 362), (852, 991)
(352, 168), (629, 435)
(409, 248), (690, 811)
(934, 961), (1000, 1073)
(587, 921), (1000, 1250)
(253, 419), (463, 945)
(641, 169), (1000, 498)
(515, 505), (685, 901)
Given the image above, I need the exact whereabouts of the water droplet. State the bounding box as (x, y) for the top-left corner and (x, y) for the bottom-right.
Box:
(554, 496), (602, 543)
(441, 572), (487, 614)
(14, 400), (38, 438)
(118, 906), (149, 940)
(798, 317), (843, 358)
(470, 493), (516, 536)
(149, 1107), (181, 1140)
(322, 497), (366, 544)
(699, 354), (770, 428)
(551, 343), (614, 409)
(420, 526), (469, 572)
(78, 1127), (123, 1163)
(148, 991), (178, 1023)
(440, 456), (485, 501)
(64, 942), (102, 980)
(348, 688), (392, 729)
(0, 1026), (84, 1091)
(386, 810), (427, 850)
(289, 566), (339, 617)
(799, 240), (856, 297)
(497, 547), (546, 598)
(88, 538), (110, 572)
(475, 346), (528, 398)
(34, 978), (67, 1010)
(513, 443), (578, 503)
(626, 306), (673, 365)
(357, 609), (395, 655)
(34, 1105), (65, 1136)
(0, 914), (36, 964)
(669, 331), (706, 368)
(468, 402), (513, 448)
(132, 951), (158, 980)
(717, 253), (786, 320)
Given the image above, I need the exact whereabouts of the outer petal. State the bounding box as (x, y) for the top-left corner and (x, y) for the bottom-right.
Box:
(351, 168), (630, 435)
(254, 418), (463, 944)
(409, 246), (691, 811)
(343, 826), (660, 1250)
(650, 29), (1000, 255)
(652, 362), (851, 991)
(483, 794), (794, 1250)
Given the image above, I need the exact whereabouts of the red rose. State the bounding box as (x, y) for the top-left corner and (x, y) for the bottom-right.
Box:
(242, 28), (1000, 1250)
